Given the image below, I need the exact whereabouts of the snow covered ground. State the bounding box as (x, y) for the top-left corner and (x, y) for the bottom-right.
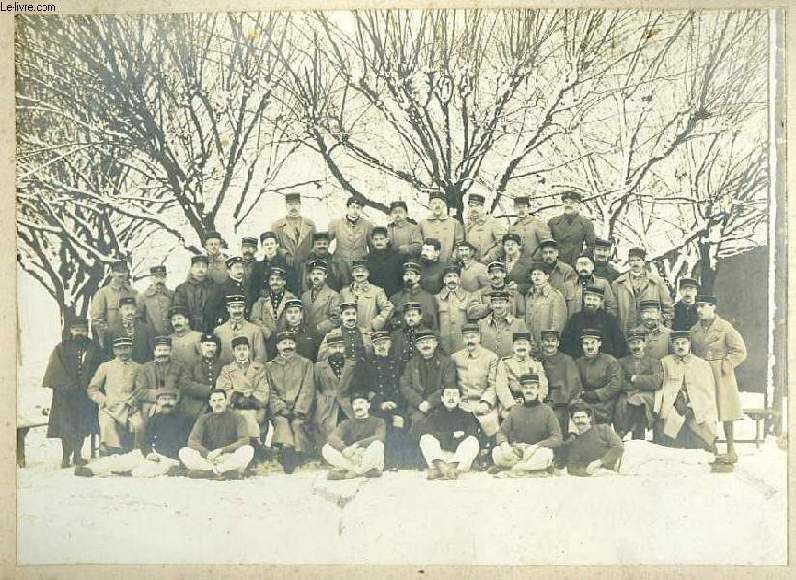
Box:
(17, 419), (787, 566)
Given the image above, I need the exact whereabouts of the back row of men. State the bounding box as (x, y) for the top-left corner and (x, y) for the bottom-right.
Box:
(45, 191), (746, 479)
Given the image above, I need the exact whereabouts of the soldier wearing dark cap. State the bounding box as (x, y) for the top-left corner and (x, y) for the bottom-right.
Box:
(267, 330), (316, 473)
(509, 196), (552, 260)
(524, 261), (568, 348)
(419, 191), (465, 264)
(575, 328), (624, 425)
(42, 317), (103, 467)
(592, 238), (620, 283)
(317, 301), (373, 364)
(387, 200), (423, 258)
(673, 277), (700, 331)
(547, 190), (596, 267)
(247, 231), (294, 299)
(271, 192), (317, 265)
(137, 265), (174, 337)
(636, 299), (672, 360)
(181, 333), (223, 420)
(366, 225), (405, 298)
(90, 259), (138, 349)
(389, 302), (427, 366)
(389, 261), (439, 331)
(240, 236), (260, 290)
(203, 231), (229, 285)
(340, 259), (395, 332)
(454, 239), (490, 292)
(538, 329), (582, 434)
(217, 335), (270, 445)
(250, 265), (298, 342)
(173, 254), (218, 333)
(614, 329), (664, 440)
(435, 263), (476, 354)
(690, 295), (747, 463)
(300, 231), (343, 293)
(500, 232), (535, 294)
(167, 305), (203, 369)
(104, 296), (153, 363)
(87, 337), (144, 454)
(495, 332), (549, 420)
(560, 285), (628, 359)
(563, 253), (618, 318)
(465, 192), (507, 264)
(214, 294), (268, 366)
(538, 238), (578, 295)
(208, 256), (253, 327)
(467, 260), (525, 320)
(491, 373), (561, 476)
(314, 332), (357, 448)
(269, 298), (322, 361)
(329, 195), (375, 286)
(479, 290), (530, 359)
(418, 237), (447, 294)
(352, 331), (417, 469)
(132, 336), (186, 448)
(301, 259), (341, 336)
(612, 247), (674, 334)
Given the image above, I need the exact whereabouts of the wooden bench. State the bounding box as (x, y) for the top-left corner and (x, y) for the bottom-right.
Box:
(744, 408), (781, 448)
(16, 418), (98, 468)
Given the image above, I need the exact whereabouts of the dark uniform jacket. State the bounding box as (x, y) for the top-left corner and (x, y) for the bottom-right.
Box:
(399, 350), (457, 412)
(173, 276), (218, 333)
(208, 277), (252, 327)
(560, 309), (629, 360)
(673, 300), (699, 331)
(180, 356), (222, 419)
(540, 351), (582, 408)
(352, 353), (406, 418)
(576, 353), (624, 423)
(419, 406), (480, 452)
(105, 319), (154, 364)
(547, 213), (596, 266)
(144, 411), (193, 458)
(389, 286), (439, 331)
(366, 248), (405, 299)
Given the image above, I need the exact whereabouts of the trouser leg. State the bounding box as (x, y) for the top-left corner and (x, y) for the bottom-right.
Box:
(214, 446), (255, 474)
(452, 436), (480, 472)
(418, 434), (444, 467)
(513, 447), (554, 471)
(131, 412), (147, 451)
(491, 445), (520, 468)
(178, 447), (214, 471)
(723, 421), (735, 454)
(321, 444), (356, 471)
(98, 412), (124, 449)
(291, 418), (311, 454)
(358, 441), (385, 474)
(87, 450), (147, 476)
(131, 456), (179, 478)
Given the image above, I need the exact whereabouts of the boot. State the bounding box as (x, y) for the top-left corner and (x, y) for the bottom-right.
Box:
(61, 440), (73, 468)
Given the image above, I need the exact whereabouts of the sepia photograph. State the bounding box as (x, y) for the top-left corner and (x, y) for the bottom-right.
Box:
(13, 4), (788, 568)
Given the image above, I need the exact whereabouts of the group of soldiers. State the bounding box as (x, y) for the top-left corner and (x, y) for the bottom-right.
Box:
(41, 190), (748, 481)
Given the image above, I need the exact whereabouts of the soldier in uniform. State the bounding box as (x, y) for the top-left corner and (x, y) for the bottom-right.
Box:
(563, 253), (617, 317)
(328, 196), (375, 287)
(636, 299), (672, 360)
(317, 302), (373, 365)
(42, 317), (103, 467)
(386, 200), (423, 258)
(90, 259), (137, 350)
(203, 231), (229, 285)
(478, 291), (530, 359)
(105, 296), (153, 363)
(250, 266), (297, 343)
(494, 332), (549, 420)
(247, 231), (292, 300)
(538, 238), (577, 295)
(240, 236), (259, 292)
(524, 261), (568, 348)
(366, 226), (405, 298)
(167, 306), (202, 369)
(508, 196), (551, 260)
(271, 192), (317, 266)
(435, 264), (475, 355)
(208, 256), (252, 327)
(419, 191), (465, 265)
(673, 277), (700, 331)
(137, 265), (173, 337)
(689, 295), (747, 464)
(467, 261), (525, 320)
(181, 333), (222, 421)
(613, 247), (674, 334)
(547, 190), (596, 266)
(340, 260), (395, 332)
(300, 232), (343, 293)
(214, 294), (268, 366)
(419, 238), (447, 295)
(464, 193), (506, 264)
(575, 328), (624, 425)
(172, 255), (217, 333)
(389, 302), (426, 367)
(501, 233), (535, 294)
(538, 330), (582, 435)
(560, 286), (628, 359)
(454, 240), (490, 293)
(592, 238), (621, 283)
(301, 260), (341, 336)
(389, 261), (438, 331)
(87, 337), (144, 455)
(270, 298), (322, 362)
(613, 329), (664, 440)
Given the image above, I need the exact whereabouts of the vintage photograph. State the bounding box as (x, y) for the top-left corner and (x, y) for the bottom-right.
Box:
(15, 7), (787, 566)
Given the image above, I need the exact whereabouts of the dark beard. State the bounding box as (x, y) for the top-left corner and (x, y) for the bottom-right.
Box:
(72, 335), (91, 346)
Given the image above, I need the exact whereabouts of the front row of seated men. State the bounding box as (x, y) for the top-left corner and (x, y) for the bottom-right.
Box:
(73, 319), (730, 480)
